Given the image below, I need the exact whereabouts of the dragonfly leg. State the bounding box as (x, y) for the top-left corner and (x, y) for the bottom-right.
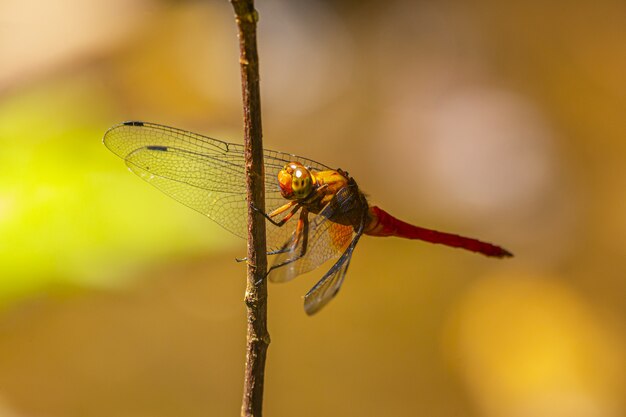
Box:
(291, 210), (309, 250)
(268, 218), (306, 259)
(267, 209), (310, 274)
(267, 200), (298, 217)
(241, 235), (298, 261)
(266, 247), (291, 256)
(252, 201), (300, 227)
(264, 186), (336, 272)
(255, 183), (326, 227)
(258, 212), (310, 285)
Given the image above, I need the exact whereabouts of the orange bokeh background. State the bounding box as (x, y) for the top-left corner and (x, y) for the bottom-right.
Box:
(0, 1), (624, 416)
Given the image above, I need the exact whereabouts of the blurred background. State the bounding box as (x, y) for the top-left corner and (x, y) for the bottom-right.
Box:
(0, 0), (624, 416)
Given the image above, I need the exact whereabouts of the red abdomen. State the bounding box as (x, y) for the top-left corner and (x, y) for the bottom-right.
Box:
(365, 206), (512, 258)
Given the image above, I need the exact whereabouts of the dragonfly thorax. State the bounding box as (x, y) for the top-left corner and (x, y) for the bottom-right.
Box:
(278, 162), (315, 200)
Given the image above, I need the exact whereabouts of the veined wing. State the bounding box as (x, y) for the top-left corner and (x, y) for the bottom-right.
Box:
(103, 121), (332, 251)
(304, 233), (360, 315)
(268, 182), (368, 314)
(303, 186), (368, 315)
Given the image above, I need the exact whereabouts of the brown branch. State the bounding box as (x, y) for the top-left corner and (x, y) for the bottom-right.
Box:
(229, 1), (270, 417)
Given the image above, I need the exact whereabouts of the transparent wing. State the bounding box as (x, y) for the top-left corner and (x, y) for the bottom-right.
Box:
(268, 215), (354, 283)
(303, 200), (367, 315)
(303, 242), (356, 315)
(103, 121), (332, 251)
(268, 183), (366, 288)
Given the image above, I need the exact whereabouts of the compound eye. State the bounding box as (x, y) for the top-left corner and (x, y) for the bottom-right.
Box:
(291, 167), (312, 198)
(278, 162), (313, 200)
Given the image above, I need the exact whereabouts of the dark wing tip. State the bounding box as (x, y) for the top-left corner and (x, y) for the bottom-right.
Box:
(103, 121), (151, 154)
(123, 121), (144, 126)
(146, 145), (168, 151)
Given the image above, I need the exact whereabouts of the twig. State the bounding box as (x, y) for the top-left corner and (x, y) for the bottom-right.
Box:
(229, 1), (270, 416)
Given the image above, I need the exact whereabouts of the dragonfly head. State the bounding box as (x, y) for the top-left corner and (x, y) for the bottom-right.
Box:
(278, 162), (314, 200)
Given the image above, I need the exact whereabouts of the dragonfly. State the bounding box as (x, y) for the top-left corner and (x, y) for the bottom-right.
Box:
(104, 121), (512, 315)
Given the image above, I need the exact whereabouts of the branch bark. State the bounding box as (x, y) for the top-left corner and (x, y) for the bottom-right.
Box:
(229, 1), (270, 417)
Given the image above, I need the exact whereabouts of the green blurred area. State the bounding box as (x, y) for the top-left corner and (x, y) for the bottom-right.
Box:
(0, 79), (239, 303)
(0, 0), (624, 417)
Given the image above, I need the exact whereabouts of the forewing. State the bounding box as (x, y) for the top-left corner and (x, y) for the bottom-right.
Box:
(103, 121), (332, 249)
